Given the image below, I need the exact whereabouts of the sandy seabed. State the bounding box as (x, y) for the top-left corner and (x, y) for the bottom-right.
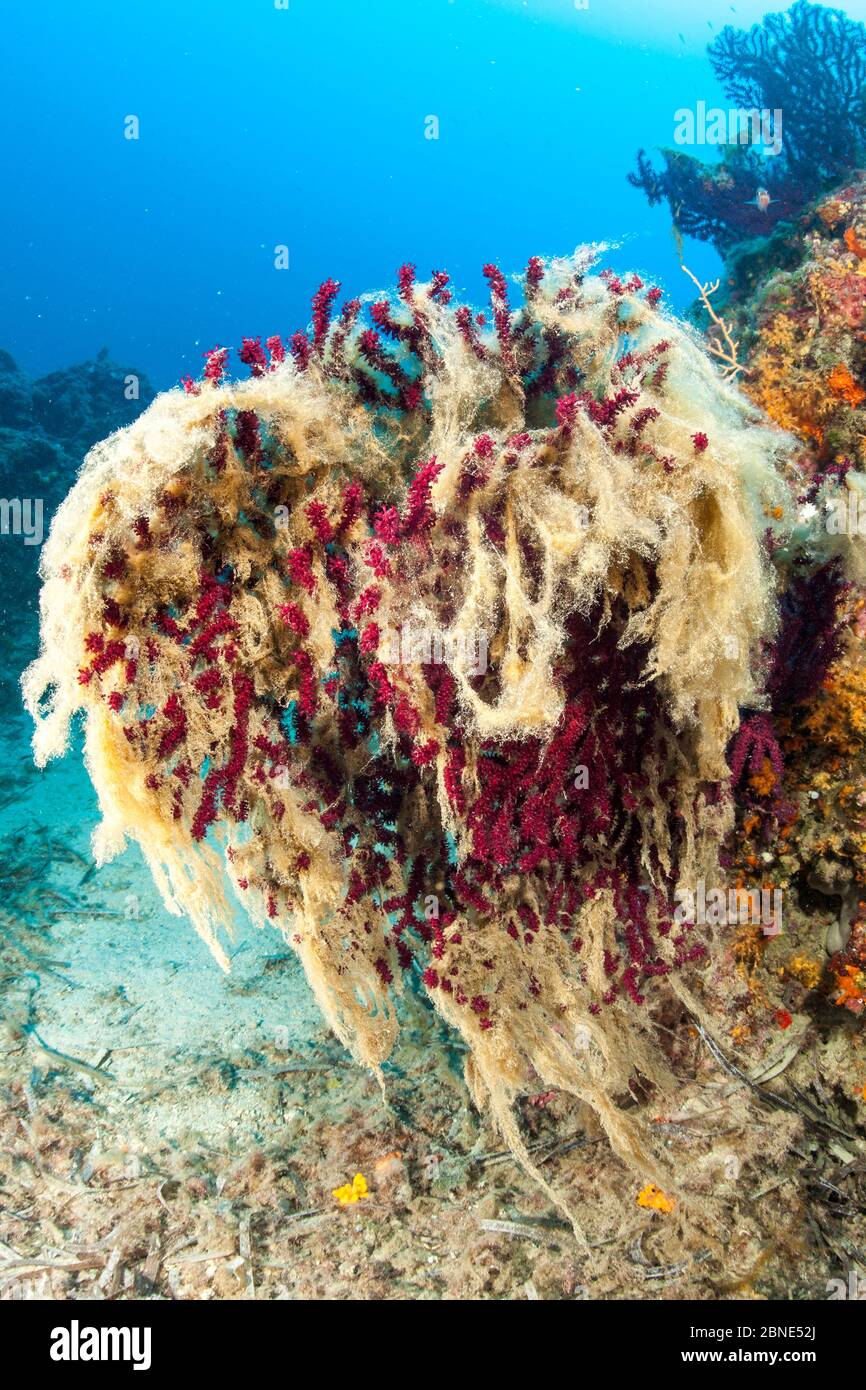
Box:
(0, 713), (864, 1301)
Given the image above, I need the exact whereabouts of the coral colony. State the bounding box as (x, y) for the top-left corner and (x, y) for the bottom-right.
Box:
(629, 1), (866, 251)
(24, 246), (865, 1227)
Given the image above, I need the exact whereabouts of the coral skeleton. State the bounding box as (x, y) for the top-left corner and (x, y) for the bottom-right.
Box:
(681, 265), (748, 382)
(25, 251), (803, 1224)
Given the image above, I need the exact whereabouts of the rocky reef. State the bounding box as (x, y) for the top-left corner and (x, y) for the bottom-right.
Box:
(695, 174), (866, 1054)
(625, 0), (866, 1091)
(726, 175), (866, 465)
(0, 346), (155, 495)
(0, 347), (154, 706)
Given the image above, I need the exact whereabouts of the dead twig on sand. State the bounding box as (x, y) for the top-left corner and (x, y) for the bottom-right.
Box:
(693, 1022), (858, 1142)
(24, 1025), (116, 1083)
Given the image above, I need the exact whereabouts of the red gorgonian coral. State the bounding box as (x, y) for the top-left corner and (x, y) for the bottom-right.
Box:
(25, 249), (797, 1220)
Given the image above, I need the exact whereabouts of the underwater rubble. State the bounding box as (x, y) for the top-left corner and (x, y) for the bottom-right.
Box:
(0, 348), (154, 714)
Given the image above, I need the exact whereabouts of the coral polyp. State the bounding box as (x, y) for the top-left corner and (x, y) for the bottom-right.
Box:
(25, 251), (799, 1220)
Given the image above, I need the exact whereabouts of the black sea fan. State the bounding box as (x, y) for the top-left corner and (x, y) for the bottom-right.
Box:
(709, 0), (866, 187)
(629, 1), (866, 250)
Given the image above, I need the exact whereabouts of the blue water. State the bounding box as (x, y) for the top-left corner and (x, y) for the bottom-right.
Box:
(4, 0), (840, 391)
